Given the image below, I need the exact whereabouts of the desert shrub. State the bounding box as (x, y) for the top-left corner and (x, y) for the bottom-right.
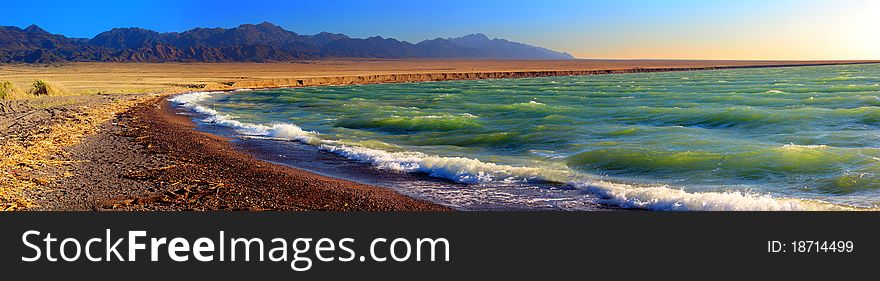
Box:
(29, 79), (70, 97)
(0, 81), (27, 100)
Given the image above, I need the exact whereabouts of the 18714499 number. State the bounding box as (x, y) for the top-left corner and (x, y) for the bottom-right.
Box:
(768, 241), (854, 253)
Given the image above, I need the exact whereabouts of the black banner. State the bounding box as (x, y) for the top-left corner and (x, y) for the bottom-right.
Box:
(1, 212), (876, 279)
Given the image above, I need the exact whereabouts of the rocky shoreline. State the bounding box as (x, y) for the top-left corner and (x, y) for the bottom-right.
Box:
(29, 96), (450, 211)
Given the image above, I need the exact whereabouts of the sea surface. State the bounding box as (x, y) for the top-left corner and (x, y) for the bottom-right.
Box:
(171, 64), (880, 210)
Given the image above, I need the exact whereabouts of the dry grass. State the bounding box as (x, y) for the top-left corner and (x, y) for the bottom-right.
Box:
(2, 79), (73, 100)
(29, 79), (71, 97)
(0, 80), (28, 100)
(0, 95), (153, 210)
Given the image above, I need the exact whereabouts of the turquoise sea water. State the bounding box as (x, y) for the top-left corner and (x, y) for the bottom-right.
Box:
(172, 64), (880, 210)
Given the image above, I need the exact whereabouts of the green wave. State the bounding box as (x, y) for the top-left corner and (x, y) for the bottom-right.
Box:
(407, 132), (521, 147)
(567, 145), (877, 176)
(335, 114), (481, 132)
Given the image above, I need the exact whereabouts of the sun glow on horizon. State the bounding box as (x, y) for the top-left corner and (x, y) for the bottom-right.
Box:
(560, 0), (880, 60)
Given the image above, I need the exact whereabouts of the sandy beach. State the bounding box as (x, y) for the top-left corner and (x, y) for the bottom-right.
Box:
(2, 59), (878, 211)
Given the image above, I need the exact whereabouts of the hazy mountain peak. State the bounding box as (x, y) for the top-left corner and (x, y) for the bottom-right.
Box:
(103, 27), (159, 35)
(23, 24), (48, 34)
(447, 33), (574, 59)
(239, 21), (284, 31)
(459, 33), (490, 40)
(256, 21), (277, 27)
(301, 32), (350, 47)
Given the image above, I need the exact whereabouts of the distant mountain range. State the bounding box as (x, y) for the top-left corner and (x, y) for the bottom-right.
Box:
(0, 22), (574, 63)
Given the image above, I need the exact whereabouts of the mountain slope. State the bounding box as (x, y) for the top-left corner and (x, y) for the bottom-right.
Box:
(449, 33), (574, 59)
(88, 27), (175, 50)
(0, 23), (576, 63)
(0, 25), (111, 63)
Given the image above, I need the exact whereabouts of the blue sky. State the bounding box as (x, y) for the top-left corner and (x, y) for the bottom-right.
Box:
(4, 0), (878, 59)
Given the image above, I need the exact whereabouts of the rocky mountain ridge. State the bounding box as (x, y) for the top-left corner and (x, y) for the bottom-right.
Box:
(0, 22), (574, 63)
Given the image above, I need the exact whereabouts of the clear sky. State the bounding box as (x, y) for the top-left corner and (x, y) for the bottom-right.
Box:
(4, 0), (878, 60)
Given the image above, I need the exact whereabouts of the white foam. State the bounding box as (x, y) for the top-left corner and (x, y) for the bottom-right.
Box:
(169, 92), (318, 141)
(169, 91), (854, 211)
(319, 144), (553, 184)
(169, 91), (219, 104)
(267, 123), (318, 143)
(780, 143), (828, 149)
(570, 181), (837, 211)
(319, 143), (848, 210)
